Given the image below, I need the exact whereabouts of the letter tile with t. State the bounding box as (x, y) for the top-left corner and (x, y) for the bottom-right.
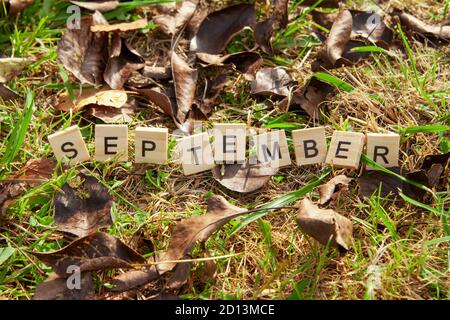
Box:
(134, 127), (168, 164)
(213, 123), (246, 164)
(176, 132), (215, 175)
(325, 131), (365, 169)
(292, 127), (327, 166)
(254, 130), (291, 168)
(94, 124), (128, 162)
(48, 125), (90, 165)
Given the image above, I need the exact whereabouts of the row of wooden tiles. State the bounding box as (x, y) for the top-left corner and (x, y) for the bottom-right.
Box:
(48, 124), (400, 175)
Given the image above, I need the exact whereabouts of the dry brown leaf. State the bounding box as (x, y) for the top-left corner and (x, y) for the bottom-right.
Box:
(396, 11), (450, 40)
(280, 77), (335, 119)
(0, 57), (32, 83)
(87, 102), (136, 123)
(358, 167), (403, 198)
(54, 175), (113, 237)
(250, 67), (292, 97)
(318, 175), (352, 205)
(272, 0), (288, 28)
(91, 18), (148, 32)
(57, 12), (108, 85)
(32, 232), (145, 275)
(326, 6), (352, 66)
(1, 158), (55, 220)
(157, 195), (246, 274)
(166, 262), (190, 291)
(194, 73), (228, 118)
(109, 195), (247, 292)
(212, 161), (278, 193)
(171, 51), (198, 124)
(153, 0), (197, 35)
(104, 36), (145, 89)
(33, 272), (94, 300)
(136, 87), (176, 121)
(0, 83), (20, 101)
(350, 10), (393, 43)
(109, 268), (159, 292)
(254, 18), (274, 55)
(296, 198), (353, 252)
(190, 3), (256, 54)
(4, 0), (34, 14)
(56, 89), (128, 112)
(70, 0), (119, 12)
(141, 65), (171, 80)
(196, 51), (262, 81)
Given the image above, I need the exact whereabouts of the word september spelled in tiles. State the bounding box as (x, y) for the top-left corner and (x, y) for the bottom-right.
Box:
(48, 124), (400, 175)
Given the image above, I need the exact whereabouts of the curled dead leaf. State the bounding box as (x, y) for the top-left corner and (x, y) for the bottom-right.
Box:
(280, 77), (335, 119)
(104, 36), (145, 89)
(212, 161), (278, 193)
(70, 0), (119, 12)
(157, 195), (246, 274)
(0, 158), (55, 220)
(396, 11), (450, 40)
(33, 272), (94, 300)
(171, 51), (198, 124)
(57, 12), (109, 85)
(318, 175), (352, 205)
(190, 3), (256, 54)
(3, 0), (34, 14)
(153, 0), (197, 35)
(32, 232), (145, 275)
(251, 67), (292, 97)
(91, 18), (148, 32)
(296, 198), (353, 252)
(54, 175), (113, 237)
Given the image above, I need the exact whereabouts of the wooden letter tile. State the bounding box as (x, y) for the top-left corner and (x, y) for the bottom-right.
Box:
(213, 123), (246, 164)
(48, 125), (90, 165)
(176, 132), (215, 175)
(325, 131), (365, 169)
(365, 132), (400, 169)
(94, 124), (128, 162)
(292, 127), (327, 166)
(255, 130), (291, 168)
(135, 127), (168, 164)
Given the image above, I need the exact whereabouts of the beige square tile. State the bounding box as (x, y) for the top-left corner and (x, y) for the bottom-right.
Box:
(254, 130), (291, 168)
(366, 132), (400, 169)
(176, 132), (215, 175)
(135, 127), (168, 164)
(213, 123), (246, 164)
(94, 124), (128, 162)
(48, 125), (90, 165)
(325, 131), (365, 169)
(292, 127), (327, 166)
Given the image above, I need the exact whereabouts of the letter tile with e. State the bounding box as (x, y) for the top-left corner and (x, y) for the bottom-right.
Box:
(213, 123), (246, 164)
(325, 131), (365, 169)
(94, 124), (128, 162)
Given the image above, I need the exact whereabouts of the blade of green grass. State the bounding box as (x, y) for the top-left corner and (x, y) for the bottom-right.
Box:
(313, 72), (355, 92)
(1, 90), (34, 166)
(229, 167), (331, 236)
